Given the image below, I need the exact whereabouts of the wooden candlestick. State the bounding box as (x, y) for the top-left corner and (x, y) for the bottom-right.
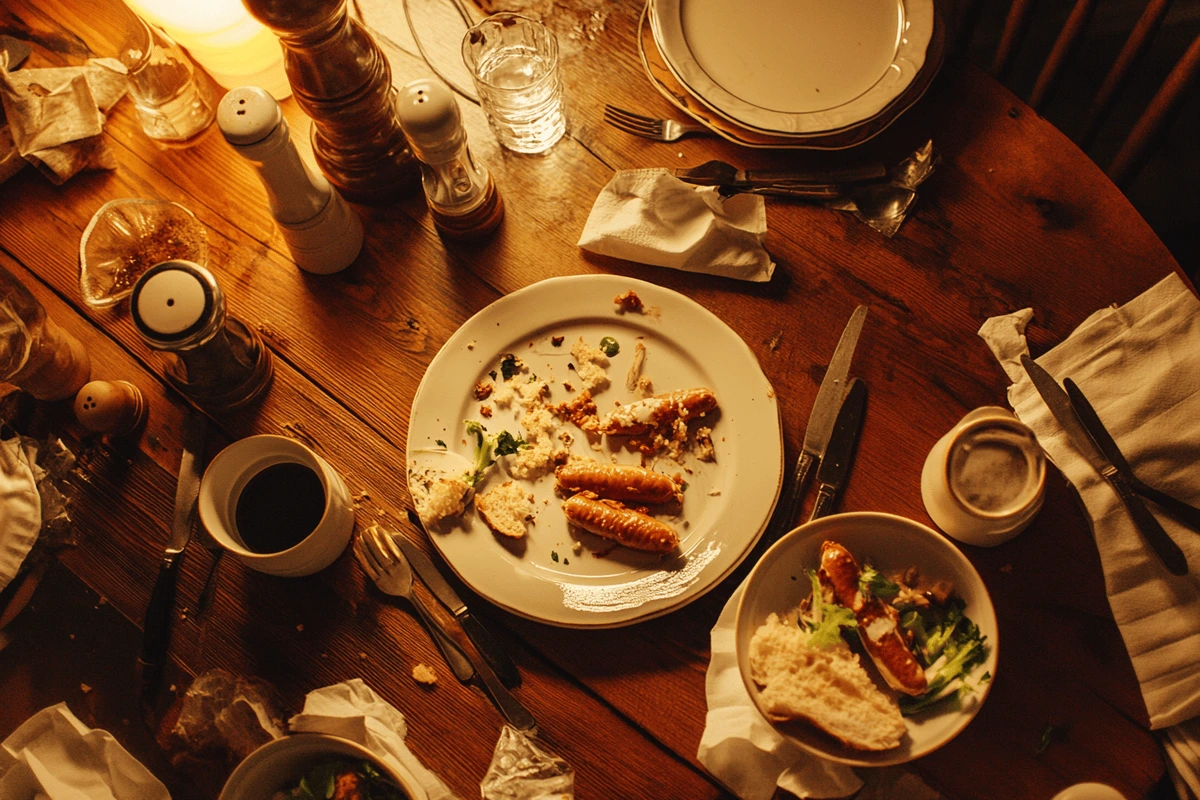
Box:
(241, 0), (418, 204)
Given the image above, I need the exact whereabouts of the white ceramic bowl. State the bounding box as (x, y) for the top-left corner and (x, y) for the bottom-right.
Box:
(735, 512), (999, 766)
(219, 733), (420, 799)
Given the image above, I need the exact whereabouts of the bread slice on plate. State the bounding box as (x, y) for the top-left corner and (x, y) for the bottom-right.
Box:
(749, 612), (906, 751)
(476, 480), (534, 539)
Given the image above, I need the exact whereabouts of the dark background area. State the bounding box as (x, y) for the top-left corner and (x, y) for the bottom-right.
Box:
(953, 0), (1200, 284)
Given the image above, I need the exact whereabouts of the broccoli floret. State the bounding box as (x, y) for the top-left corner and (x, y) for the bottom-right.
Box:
(859, 564), (900, 601)
(898, 603), (989, 716)
(462, 420), (529, 486)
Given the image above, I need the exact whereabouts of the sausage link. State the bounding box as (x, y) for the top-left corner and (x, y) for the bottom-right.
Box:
(599, 388), (718, 435)
(819, 540), (863, 611)
(555, 462), (682, 504)
(561, 492), (679, 552)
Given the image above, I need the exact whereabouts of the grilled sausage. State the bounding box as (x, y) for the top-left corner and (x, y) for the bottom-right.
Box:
(599, 388), (718, 435)
(819, 541), (928, 697)
(561, 492), (679, 552)
(555, 462), (682, 504)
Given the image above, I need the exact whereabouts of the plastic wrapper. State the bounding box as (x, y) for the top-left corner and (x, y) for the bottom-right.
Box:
(165, 669), (287, 777)
(481, 726), (574, 800)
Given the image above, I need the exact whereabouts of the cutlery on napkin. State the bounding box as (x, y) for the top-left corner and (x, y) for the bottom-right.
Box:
(979, 272), (1200, 798)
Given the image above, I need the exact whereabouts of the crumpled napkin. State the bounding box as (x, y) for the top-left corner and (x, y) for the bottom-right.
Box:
(578, 168), (775, 282)
(0, 436), (43, 595)
(0, 49), (126, 185)
(288, 679), (458, 800)
(697, 582), (861, 800)
(0, 703), (170, 799)
(978, 272), (1200, 799)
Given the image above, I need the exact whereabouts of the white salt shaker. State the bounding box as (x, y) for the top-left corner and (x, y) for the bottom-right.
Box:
(217, 86), (363, 274)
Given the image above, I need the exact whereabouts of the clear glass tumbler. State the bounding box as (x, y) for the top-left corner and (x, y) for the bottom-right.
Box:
(462, 13), (566, 154)
(117, 11), (216, 144)
(0, 266), (90, 401)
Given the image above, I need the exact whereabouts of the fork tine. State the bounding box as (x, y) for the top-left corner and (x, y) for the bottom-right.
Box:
(603, 109), (660, 134)
(363, 526), (396, 568)
(378, 531), (406, 563)
(604, 104), (657, 125)
(352, 535), (382, 580)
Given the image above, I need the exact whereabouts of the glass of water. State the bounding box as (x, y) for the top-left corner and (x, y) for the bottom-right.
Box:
(462, 13), (566, 154)
(116, 11), (215, 144)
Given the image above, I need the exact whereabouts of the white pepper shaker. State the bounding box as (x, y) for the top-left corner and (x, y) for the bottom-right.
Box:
(217, 86), (363, 274)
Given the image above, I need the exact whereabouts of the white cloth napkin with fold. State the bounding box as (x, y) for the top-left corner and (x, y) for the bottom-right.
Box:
(978, 272), (1200, 799)
(578, 168), (775, 282)
(697, 582), (862, 800)
(0, 436), (43, 594)
(288, 679), (458, 800)
(0, 703), (170, 799)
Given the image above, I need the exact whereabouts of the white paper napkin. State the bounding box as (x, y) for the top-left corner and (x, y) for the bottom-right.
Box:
(697, 582), (862, 800)
(0, 703), (170, 800)
(979, 273), (1200, 798)
(0, 436), (43, 594)
(288, 679), (459, 800)
(578, 168), (775, 282)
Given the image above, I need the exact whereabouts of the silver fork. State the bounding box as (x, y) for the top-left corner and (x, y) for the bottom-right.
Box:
(356, 527), (538, 732)
(355, 527), (475, 683)
(603, 104), (712, 142)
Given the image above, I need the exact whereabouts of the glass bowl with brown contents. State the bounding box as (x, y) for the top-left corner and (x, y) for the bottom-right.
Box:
(79, 198), (208, 309)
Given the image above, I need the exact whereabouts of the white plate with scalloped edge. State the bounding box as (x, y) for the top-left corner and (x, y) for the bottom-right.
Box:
(406, 275), (783, 628)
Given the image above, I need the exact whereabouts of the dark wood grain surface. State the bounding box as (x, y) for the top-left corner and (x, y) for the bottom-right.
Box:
(0, 0), (1189, 798)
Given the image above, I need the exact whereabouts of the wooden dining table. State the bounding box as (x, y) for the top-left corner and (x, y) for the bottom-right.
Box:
(0, 0), (1191, 798)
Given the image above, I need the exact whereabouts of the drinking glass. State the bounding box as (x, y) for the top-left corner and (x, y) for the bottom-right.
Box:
(116, 10), (215, 144)
(462, 14), (566, 154)
(0, 265), (90, 401)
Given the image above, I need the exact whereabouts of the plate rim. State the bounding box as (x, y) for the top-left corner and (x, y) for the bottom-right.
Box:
(734, 511), (1000, 766)
(406, 274), (784, 628)
(650, 0), (935, 135)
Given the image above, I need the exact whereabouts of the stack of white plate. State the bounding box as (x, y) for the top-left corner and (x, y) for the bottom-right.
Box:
(642, 0), (943, 150)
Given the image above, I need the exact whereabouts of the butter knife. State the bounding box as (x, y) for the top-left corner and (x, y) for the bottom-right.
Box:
(674, 160), (887, 187)
(1063, 378), (1200, 532)
(764, 305), (869, 543)
(397, 518), (521, 688)
(809, 378), (867, 521)
(139, 412), (207, 702)
(1022, 356), (1187, 575)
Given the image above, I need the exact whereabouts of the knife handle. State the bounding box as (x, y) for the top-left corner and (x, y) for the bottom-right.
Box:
(764, 451), (818, 547)
(1134, 481), (1200, 533)
(460, 612), (521, 688)
(1110, 472), (1189, 576)
(407, 592), (477, 684)
(138, 553), (182, 702)
(810, 484), (838, 522)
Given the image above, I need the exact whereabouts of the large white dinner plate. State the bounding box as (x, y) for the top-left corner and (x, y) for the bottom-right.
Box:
(736, 513), (999, 766)
(407, 275), (783, 628)
(651, 0), (934, 135)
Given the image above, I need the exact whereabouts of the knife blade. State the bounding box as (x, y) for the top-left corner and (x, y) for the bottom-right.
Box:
(809, 378), (868, 521)
(1063, 378), (1200, 532)
(396, 519), (521, 689)
(764, 305), (869, 543)
(139, 412), (207, 702)
(1021, 356), (1187, 575)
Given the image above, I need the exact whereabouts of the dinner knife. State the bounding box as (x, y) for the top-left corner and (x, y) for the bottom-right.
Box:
(139, 411), (207, 702)
(1063, 378), (1200, 532)
(1021, 356), (1187, 575)
(809, 378), (867, 521)
(765, 305), (869, 542)
(396, 521), (521, 689)
(674, 160), (887, 187)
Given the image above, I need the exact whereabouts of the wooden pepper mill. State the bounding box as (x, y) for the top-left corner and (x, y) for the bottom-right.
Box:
(240, 0), (419, 205)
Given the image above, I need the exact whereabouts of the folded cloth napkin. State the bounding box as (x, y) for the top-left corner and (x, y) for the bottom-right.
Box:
(0, 703), (170, 799)
(978, 272), (1200, 798)
(288, 679), (458, 800)
(698, 582), (862, 800)
(0, 436), (43, 595)
(578, 168), (775, 282)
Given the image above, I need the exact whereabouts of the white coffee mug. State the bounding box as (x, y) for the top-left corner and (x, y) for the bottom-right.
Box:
(921, 406), (1045, 547)
(198, 435), (354, 576)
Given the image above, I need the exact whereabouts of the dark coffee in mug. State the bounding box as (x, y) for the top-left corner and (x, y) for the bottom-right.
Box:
(234, 461), (326, 553)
